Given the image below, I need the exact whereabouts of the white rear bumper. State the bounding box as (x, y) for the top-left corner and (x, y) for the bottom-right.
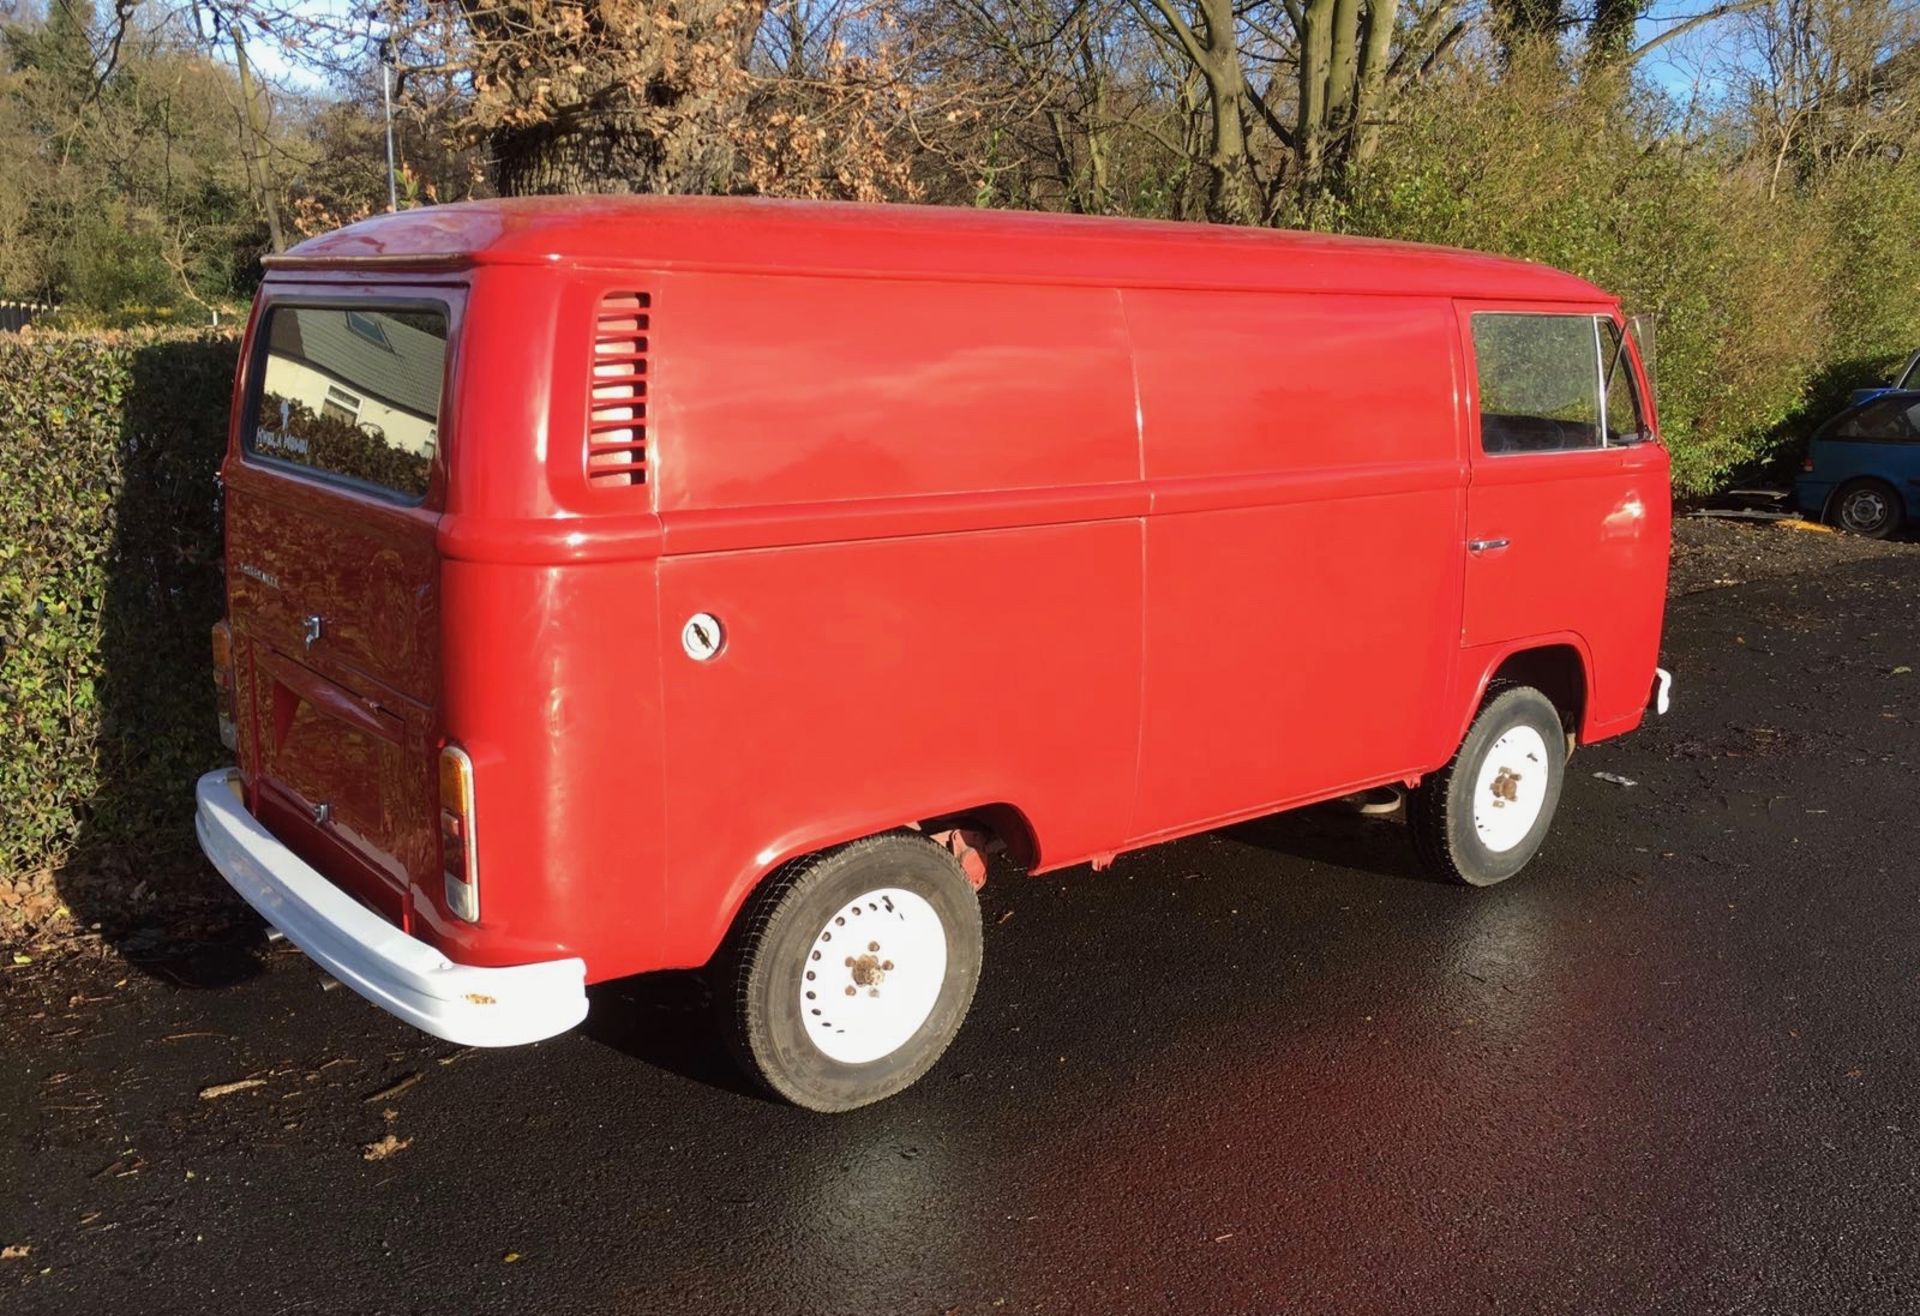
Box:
(194, 769), (588, 1047)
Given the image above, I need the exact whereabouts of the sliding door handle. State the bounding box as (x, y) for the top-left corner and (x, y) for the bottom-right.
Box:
(1467, 537), (1511, 555)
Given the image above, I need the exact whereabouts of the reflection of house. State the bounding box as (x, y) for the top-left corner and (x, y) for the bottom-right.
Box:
(262, 308), (444, 456)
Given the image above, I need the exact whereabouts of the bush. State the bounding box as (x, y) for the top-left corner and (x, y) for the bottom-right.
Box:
(1336, 54), (1899, 496)
(63, 204), (185, 316)
(0, 327), (238, 926)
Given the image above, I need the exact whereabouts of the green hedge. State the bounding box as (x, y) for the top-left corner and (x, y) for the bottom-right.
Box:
(1337, 58), (1920, 496)
(0, 328), (238, 920)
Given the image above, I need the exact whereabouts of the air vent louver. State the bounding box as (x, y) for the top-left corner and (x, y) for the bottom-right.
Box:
(588, 292), (649, 487)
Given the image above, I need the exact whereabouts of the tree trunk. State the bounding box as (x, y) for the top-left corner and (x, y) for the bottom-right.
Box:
(1206, 83), (1262, 224)
(463, 0), (766, 198)
(1298, 0), (1336, 189)
(1351, 0), (1399, 165)
(228, 26), (285, 251)
(490, 103), (738, 197)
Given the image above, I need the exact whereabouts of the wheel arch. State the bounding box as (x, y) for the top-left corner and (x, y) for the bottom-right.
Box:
(696, 799), (1041, 967)
(1452, 637), (1596, 750)
(1824, 474), (1907, 527)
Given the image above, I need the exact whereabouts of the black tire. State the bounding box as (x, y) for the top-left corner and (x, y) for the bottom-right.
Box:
(1831, 478), (1903, 539)
(720, 831), (983, 1113)
(1408, 685), (1567, 887)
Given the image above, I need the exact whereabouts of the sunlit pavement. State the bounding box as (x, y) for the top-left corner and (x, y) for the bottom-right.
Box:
(6, 552), (1918, 1314)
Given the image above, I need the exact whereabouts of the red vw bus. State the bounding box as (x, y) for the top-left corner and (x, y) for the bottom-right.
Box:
(195, 197), (1671, 1111)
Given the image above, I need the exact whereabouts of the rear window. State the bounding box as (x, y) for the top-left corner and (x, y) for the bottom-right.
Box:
(247, 304), (448, 500)
(1823, 395), (1920, 442)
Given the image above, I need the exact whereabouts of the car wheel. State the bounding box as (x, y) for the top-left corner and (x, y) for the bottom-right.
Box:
(1408, 684), (1567, 887)
(1832, 479), (1903, 539)
(720, 831), (983, 1112)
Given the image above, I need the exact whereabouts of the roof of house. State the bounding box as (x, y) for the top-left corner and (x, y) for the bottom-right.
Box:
(267, 306), (445, 420)
(270, 195), (1611, 303)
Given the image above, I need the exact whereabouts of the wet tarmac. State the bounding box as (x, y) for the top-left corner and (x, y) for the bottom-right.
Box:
(5, 546), (1919, 1314)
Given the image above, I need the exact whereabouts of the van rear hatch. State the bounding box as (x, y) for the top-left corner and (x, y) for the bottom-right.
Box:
(226, 296), (454, 919)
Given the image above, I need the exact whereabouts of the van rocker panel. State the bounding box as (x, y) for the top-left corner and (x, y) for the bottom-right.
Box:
(194, 769), (587, 1046)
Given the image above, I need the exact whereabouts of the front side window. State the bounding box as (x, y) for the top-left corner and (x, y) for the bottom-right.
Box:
(1472, 313), (1602, 455)
(247, 304), (447, 500)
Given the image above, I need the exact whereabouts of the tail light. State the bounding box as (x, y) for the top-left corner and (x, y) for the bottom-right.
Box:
(210, 621), (237, 751)
(439, 745), (480, 922)
(1802, 455), (1816, 472)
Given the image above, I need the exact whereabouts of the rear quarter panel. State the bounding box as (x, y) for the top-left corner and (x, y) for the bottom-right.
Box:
(1807, 439), (1920, 522)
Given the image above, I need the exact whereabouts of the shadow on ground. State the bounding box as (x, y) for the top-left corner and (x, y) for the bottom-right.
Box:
(581, 969), (774, 1103)
(1225, 802), (1443, 885)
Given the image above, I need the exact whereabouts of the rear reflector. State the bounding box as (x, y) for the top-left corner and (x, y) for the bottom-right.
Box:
(439, 745), (480, 922)
(210, 621), (237, 751)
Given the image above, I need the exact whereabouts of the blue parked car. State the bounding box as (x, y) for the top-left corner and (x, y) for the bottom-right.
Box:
(1850, 351), (1920, 406)
(1794, 391), (1920, 538)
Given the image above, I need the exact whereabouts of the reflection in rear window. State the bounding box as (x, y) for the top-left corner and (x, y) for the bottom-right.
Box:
(247, 305), (447, 499)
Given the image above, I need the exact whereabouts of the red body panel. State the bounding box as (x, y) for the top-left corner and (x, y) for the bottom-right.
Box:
(224, 197), (1671, 983)
(1125, 291), (1467, 840)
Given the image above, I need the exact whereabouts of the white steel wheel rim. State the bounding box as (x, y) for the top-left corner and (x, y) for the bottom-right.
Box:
(798, 887), (948, 1065)
(1471, 724), (1551, 854)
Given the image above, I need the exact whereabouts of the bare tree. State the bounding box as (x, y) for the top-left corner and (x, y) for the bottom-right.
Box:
(1125, 0), (1466, 219)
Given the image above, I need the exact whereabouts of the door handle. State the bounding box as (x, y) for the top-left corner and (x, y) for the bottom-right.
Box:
(1468, 537), (1511, 555)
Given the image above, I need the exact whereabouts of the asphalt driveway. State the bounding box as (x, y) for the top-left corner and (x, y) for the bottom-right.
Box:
(5, 520), (1919, 1315)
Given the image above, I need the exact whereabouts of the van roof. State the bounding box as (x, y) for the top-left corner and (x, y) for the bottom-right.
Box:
(271, 196), (1611, 303)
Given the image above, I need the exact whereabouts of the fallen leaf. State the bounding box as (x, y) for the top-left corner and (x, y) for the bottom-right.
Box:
(1, 1244), (29, 1260)
(503, 1251), (522, 1263)
(1892, 666), (1912, 676)
(361, 1133), (411, 1161)
(198, 1079), (266, 1100)
(11, 954), (29, 966)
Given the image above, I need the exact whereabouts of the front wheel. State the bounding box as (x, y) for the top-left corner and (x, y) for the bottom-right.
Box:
(720, 832), (983, 1112)
(1408, 685), (1567, 887)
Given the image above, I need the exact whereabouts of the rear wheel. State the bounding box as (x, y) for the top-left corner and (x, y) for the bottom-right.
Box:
(1833, 478), (1903, 539)
(721, 832), (983, 1112)
(1409, 685), (1567, 887)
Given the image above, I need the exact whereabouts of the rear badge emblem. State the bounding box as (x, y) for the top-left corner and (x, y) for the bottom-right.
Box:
(303, 614), (324, 649)
(311, 802), (331, 825)
(681, 613), (724, 662)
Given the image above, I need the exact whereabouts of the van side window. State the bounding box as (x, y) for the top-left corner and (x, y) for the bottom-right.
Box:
(1600, 318), (1649, 445)
(1472, 313), (1602, 455)
(247, 304), (447, 501)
